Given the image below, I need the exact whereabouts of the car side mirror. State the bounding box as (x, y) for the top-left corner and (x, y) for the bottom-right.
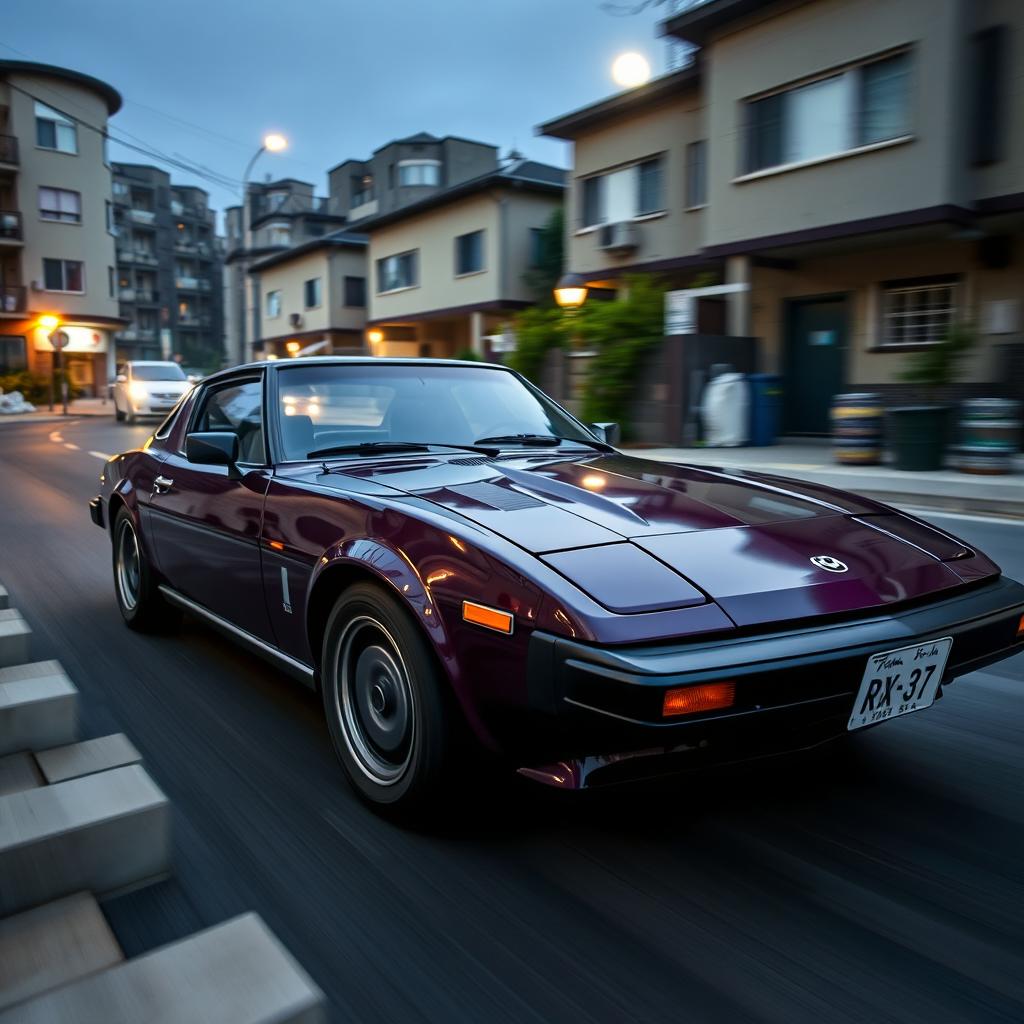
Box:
(115, 373), (127, 383)
(186, 431), (241, 477)
(589, 422), (621, 446)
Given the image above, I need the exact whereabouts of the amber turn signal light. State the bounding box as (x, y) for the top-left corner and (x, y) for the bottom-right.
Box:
(662, 681), (736, 718)
(1017, 613), (1024, 639)
(462, 600), (514, 635)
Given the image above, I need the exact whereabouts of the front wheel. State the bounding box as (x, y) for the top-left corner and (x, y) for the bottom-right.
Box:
(321, 583), (456, 815)
(112, 508), (174, 631)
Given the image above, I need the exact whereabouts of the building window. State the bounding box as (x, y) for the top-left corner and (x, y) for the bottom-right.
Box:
(266, 290), (281, 318)
(398, 161), (441, 187)
(106, 200), (117, 235)
(304, 277), (322, 308)
(113, 181), (129, 197)
(455, 230), (485, 276)
(108, 266), (115, 298)
(267, 223), (291, 247)
(636, 158), (664, 216)
(581, 175), (604, 228)
(0, 336), (27, 373)
(881, 277), (957, 346)
(529, 227), (544, 268)
(39, 187), (81, 223)
(35, 102), (77, 154)
(686, 141), (707, 208)
(42, 258), (84, 293)
(970, 26), (1007, 166)
(377, 250), (418, 292)
(344, 275), (366, 307)
(745, 51), (911, 174)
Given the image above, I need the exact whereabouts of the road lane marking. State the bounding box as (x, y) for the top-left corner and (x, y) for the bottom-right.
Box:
(49, 431), (63, 442)
(89, 451), (111, 461)
(63, 443), (80, 451)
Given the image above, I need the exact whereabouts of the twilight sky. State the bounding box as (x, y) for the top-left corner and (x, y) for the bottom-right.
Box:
(5, 0), (671, 225)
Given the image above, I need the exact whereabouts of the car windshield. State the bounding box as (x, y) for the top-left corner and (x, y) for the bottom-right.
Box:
(275, 363), (594, 460)
(132, 364), (187, 382)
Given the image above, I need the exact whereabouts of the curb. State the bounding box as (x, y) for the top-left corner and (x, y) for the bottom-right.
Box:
(0, 577), (326, 1021)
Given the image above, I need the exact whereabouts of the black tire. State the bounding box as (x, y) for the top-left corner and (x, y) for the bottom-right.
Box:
(321, 582), (457, 815)
(114, 403), (125, 423)
(111, 508), (173, 632)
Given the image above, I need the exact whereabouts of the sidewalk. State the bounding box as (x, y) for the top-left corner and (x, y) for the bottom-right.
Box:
(637, 440), (1024, 518)
(0, 398), (114, 425)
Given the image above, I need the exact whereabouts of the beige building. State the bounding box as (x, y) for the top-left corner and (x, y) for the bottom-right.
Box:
(250, 230), (368, 357)
(363, 159), (564, 358)
(0, 61), (123, 395)
(541, 0), (1024, 433)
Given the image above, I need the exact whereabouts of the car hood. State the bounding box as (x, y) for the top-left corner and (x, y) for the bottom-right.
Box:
(327, 452), (984, 627)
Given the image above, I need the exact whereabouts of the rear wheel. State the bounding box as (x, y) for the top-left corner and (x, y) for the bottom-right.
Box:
(321, 583), (456, 815)
(112, 508), (173, 631)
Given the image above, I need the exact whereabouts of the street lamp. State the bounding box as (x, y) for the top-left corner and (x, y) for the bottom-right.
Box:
(553, 274), (588, 310)
(612, 52), (651, 89)
(367, 328), (384, 347)
(243, 132), (289, 184)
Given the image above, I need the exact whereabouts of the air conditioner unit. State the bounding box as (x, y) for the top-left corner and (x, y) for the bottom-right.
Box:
(30, 280), (43, 292)
(597, 221), (639, 255)
(289, 313), (303, 328)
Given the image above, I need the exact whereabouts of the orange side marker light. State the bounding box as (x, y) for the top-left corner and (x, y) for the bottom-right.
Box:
(662, 681), (736, 718)
(462, 601), (514, 635)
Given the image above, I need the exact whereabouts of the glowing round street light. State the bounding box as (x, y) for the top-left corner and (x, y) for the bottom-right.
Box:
(612, 52), (651, 89)
(38, 314), (61, 332)
(367, 328), (384, 345)
(263, 133), (288, 153)
(554, 273), (588, 310)
(285, 340), (301, 356)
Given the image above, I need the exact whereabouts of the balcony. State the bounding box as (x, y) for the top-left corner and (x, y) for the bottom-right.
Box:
(0, 211), (23, 243)
(0, 285), (26, 314)
(129, 208), (156, 225)
(175, 276), (211, 291)
(118, 249), (159, 267)
(0, 135), (18, 167)
(177, 314), (211, 328)
(118, 288), (136, 302)
(116, 327), (158, 343)
(135, 289), (159, 304)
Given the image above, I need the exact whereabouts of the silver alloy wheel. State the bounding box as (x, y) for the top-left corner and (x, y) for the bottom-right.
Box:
(335, 614), (415, 785)
(116, 519), (141, 611)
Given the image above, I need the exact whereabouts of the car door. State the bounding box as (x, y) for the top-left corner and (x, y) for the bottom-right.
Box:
(148, 374), (273, 640)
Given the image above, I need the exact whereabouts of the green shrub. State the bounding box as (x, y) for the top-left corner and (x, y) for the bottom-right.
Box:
(0, 370), (82, 405)
(508, 305), (568, 385)
(453, 347), (482, 361)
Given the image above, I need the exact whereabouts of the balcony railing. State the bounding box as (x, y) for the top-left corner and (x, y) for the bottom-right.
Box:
(118, 249), (159, 266)
(350, 189), (375, 208)
(129, 208), (156, 225)
(177, 314), (211, 328)
(116, 327), (158, 342)
(135, 289), (159, 304)
(0, 135), (18, 166)
(175, 276), (199, 290)
(0, 211), (23, 242)
(0, 285), (26, 313)
(118, 288), (136, 302)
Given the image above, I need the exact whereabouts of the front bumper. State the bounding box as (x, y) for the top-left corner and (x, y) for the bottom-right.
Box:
(521, 577), (1024, 787)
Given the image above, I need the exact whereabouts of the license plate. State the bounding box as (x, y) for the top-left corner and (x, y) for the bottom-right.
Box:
(847, 637), (953, 731)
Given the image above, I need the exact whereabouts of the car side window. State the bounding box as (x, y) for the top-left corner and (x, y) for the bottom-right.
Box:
(192, 378), (266, 465)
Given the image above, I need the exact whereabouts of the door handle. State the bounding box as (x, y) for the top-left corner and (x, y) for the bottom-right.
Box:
(153, 475), (174, 495)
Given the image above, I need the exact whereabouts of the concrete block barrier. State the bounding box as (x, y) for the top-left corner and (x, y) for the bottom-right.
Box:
(0, 912), (326, 1023)
(0, 610), (31, 669)
(0, 752), (44, 797)
(0, 892), (123, 1012)
(0, 764), (171, 916)
(35, 733), (142, 785)
(0, 661), (77, 757)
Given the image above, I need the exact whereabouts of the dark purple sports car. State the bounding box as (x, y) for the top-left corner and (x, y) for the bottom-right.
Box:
(90, 358), (1024, 812)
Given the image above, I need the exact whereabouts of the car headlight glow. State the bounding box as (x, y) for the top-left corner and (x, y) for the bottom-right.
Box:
(129, 381), (149, 402)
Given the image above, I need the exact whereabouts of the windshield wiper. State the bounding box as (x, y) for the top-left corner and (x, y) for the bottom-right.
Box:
(307, 440), (499, 459)
(474, 433), (613, 452)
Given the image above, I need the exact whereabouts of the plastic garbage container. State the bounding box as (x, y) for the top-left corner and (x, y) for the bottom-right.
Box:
(703, 372), (750, 446)
(747, 373), (781, 447)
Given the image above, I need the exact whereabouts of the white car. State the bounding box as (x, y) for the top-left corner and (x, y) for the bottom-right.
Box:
(112, 361), (192, 424)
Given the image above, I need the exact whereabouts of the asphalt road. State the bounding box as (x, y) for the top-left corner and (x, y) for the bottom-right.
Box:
(2, 413), (1023, 1024)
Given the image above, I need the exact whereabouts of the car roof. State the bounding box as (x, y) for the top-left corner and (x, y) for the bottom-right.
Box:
(127, 360), (180, 366)
(202, 356), (512, 385)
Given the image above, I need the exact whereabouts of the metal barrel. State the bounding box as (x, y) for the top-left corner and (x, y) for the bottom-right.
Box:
(831, 393), (884, 465)
(956, 399), (1021, 475)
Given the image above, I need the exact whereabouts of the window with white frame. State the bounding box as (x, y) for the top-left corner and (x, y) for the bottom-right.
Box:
(35, 102), (78, 154)
(266, 289), (282, 318)
(745, 50), (911, 174)
(881, 277), (958, 346)
(38, 187), (81, 223)
(398, 161), (440, 187)
(42, 258), (84, 292)
(579, 155), (665, 228)
(377, 250), (418, 292)
(304, 277), (321, 308)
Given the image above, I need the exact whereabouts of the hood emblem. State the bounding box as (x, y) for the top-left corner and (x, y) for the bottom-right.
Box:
(811, 555), (848, 573)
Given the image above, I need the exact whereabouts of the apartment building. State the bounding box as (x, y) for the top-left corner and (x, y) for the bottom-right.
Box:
(111, 164), (223, 369)
(541, 0), (1024, 434)
(0, 61), (122, 396)
(361, 157), (565, 358)
(249, 229), (368, 358)
(224, 178), (346, 365)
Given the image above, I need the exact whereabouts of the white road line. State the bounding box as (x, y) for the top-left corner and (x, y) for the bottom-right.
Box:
(48, 431), (63, 442)
(63, 442), (80, 451)
(903, 508), (1023, 526)
(88, 451), (111, 460)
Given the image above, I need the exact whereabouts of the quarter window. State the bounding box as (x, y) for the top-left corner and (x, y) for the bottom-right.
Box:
(42, 258), (84, 292)
(455, 230), (485, 275)
(193, 379), (265, 464)
(377, 251), (418, 293)
(266, 290), (281, 318)
(304, 277), (322, 308)
(35, 102), (77, 154)
(881, 278), (957, 346)
(38, 187), (81, 223)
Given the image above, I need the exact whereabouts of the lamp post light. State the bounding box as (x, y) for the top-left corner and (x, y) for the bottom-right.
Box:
(285, 340), (301, 357)
(242, 132), (289, 186)
(553, 273), (588, 310)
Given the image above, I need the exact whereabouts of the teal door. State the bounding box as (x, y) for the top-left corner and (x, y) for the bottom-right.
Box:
(783, 297), (848, 435)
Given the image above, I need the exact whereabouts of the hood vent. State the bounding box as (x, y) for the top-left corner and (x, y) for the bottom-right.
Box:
(447, 481), (546, 511)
